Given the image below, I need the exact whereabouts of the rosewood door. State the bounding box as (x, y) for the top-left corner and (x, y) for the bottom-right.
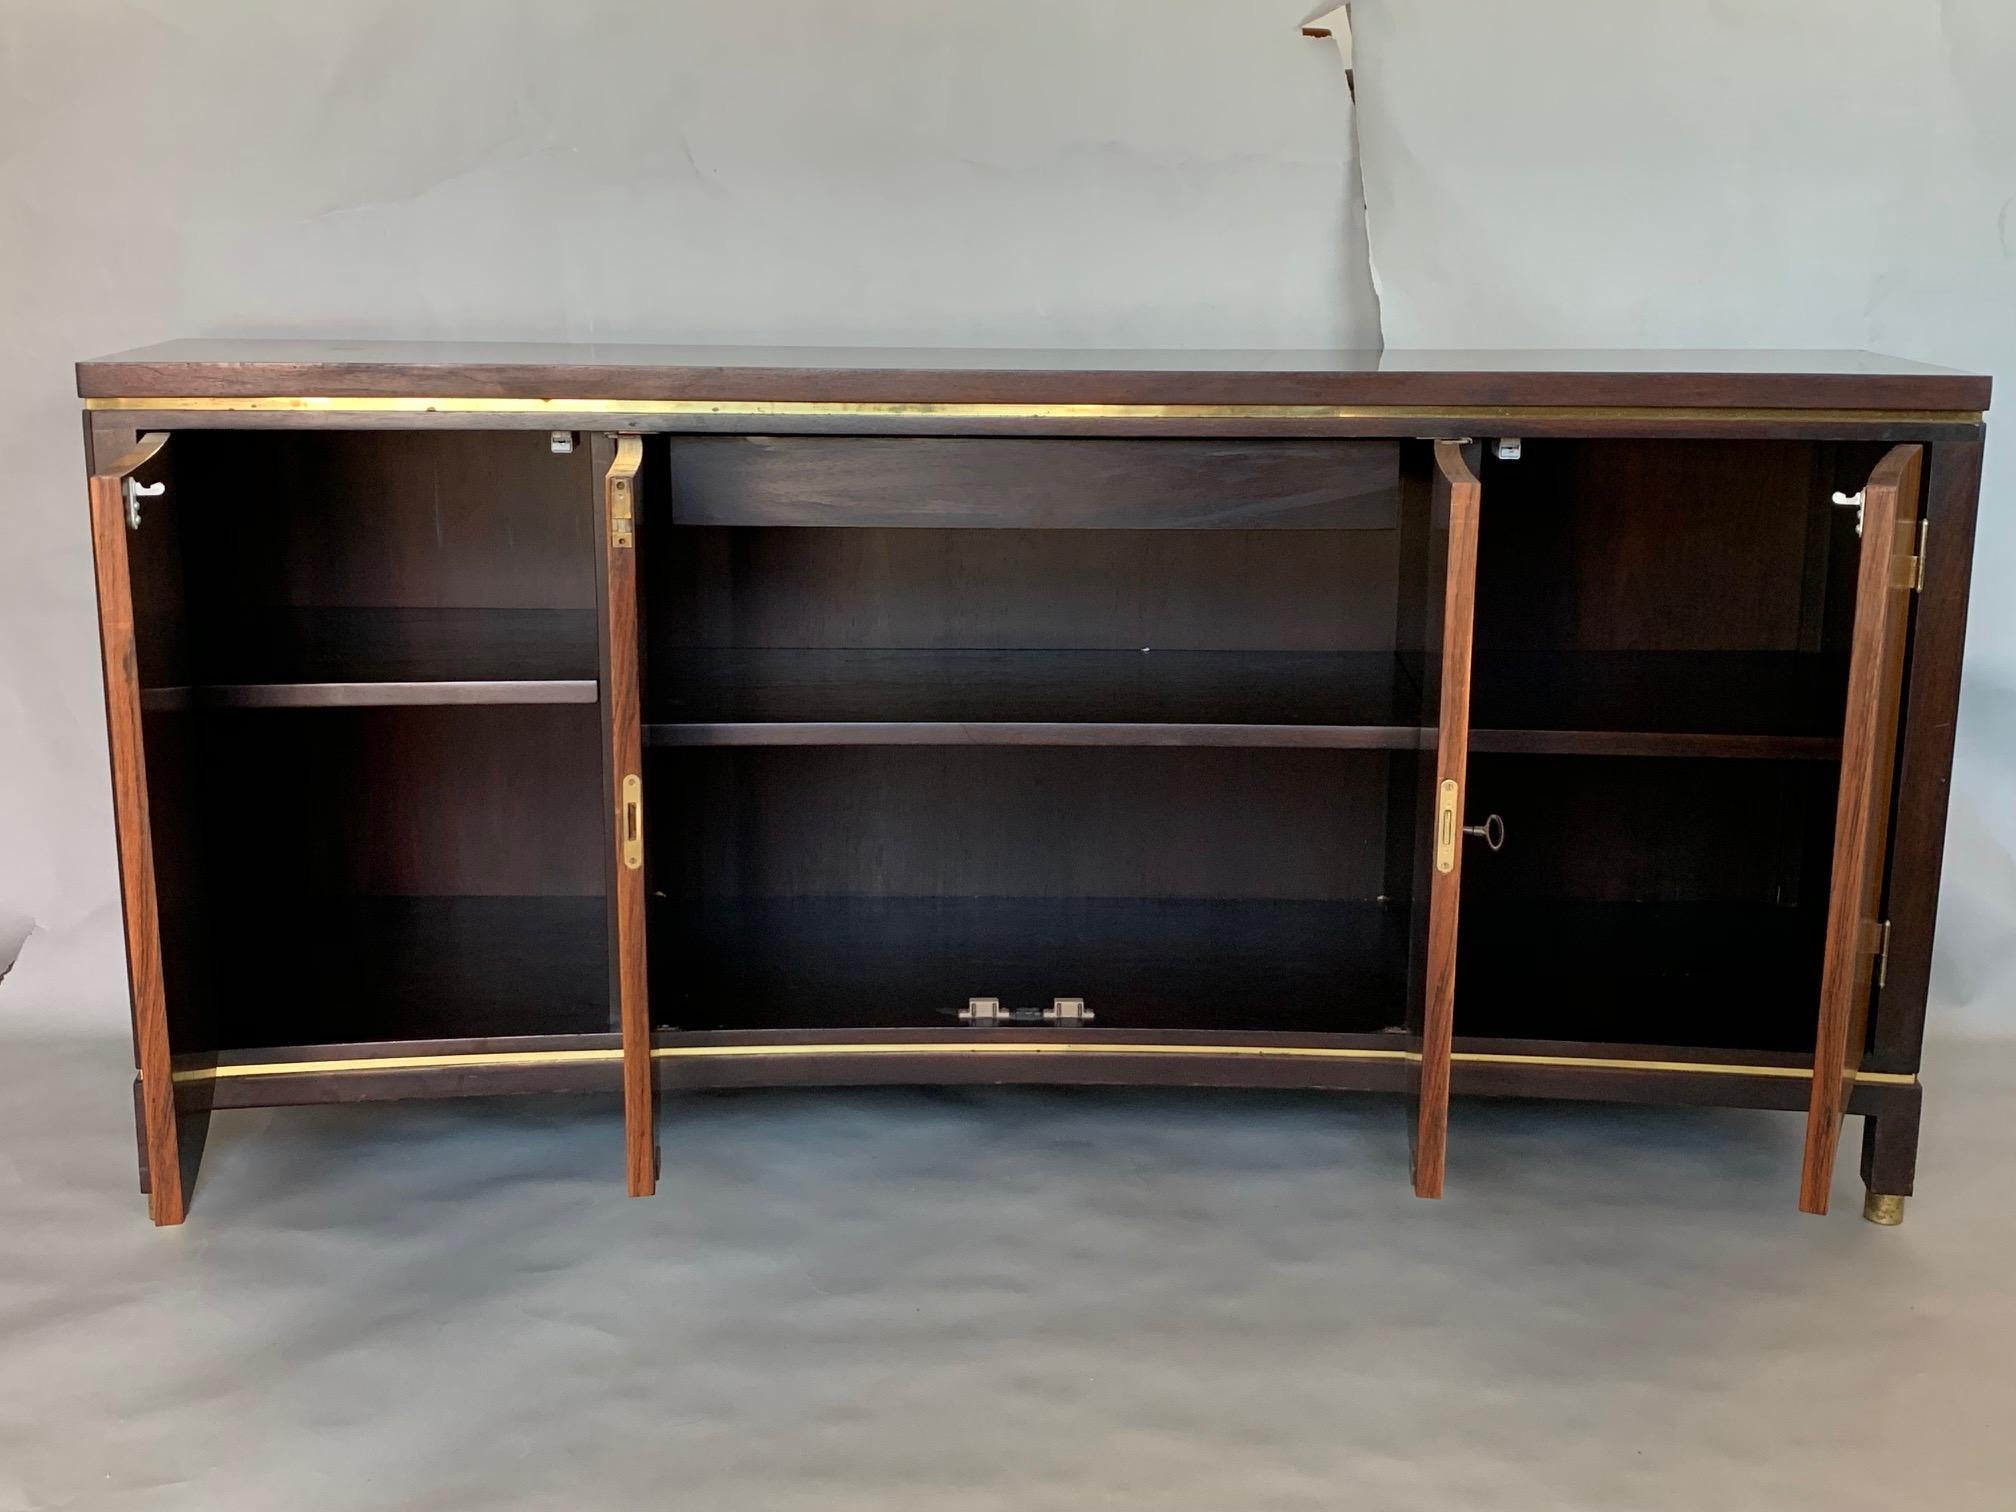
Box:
(1800, 445), (1926, 1214)
(594, 434), (655, 1197)
(1396, 440), (1482, 1197)
(86, 430), (196, 1225)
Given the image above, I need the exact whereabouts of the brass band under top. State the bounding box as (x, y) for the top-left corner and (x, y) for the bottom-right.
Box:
(83, 395), (1985, 425)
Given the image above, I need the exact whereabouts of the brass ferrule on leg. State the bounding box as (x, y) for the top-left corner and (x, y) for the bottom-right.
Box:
(1863, 1192), (1907, 1226)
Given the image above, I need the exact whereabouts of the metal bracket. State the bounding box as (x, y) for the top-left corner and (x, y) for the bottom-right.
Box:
(123, 477), (164, 530)
(960, 997), (1095, 1026)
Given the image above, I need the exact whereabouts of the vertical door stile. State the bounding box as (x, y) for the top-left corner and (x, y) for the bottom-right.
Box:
(1401, 439), (1481, 1199)
(596, 433), (655, 1197)
(1418, 440), (1482, 1198)
(1801, 444), (1925, 1214)
(87, 430), (185, 1224)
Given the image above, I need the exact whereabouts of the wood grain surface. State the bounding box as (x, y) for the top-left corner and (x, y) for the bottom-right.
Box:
(88, 433), (186, 1224)
(596, 435), (655, 1197)
(1801, 445), (1924, 1213)
(1413, 441), (1481, 1198)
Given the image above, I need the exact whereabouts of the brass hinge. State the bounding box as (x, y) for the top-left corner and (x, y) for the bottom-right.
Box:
(609, 472), (635, 549)
(1884, 519), (1928, 593)
(606, 433), (643, 549)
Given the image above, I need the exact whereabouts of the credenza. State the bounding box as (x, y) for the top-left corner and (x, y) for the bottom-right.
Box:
(77, 342), (1989, 1225)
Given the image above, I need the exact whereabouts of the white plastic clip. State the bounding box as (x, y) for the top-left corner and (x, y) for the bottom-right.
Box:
(1833, 489), (1866, 537)
(1494, 438), (1523, 462)
(123, 477), (164, 530)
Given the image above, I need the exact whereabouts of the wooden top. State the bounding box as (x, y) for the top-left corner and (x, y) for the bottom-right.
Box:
(77, 341), (1990, 411)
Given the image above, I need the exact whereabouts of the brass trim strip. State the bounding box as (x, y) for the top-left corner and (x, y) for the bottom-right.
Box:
(169, 1041), (1920, 1085)
(173, 1048), (623, 1080)
(84, 396), (1984, 425)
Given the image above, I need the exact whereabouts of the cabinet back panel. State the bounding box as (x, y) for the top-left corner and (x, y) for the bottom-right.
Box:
(145, 710), (222, 1060)
(1462, 755), (1837, 907)
(662, 436), (1399, 530)
(1474, 439), (1878, 654)
(190, 705), (604, 898)
(653, 747), (1391, 902)
(651, 526), (1398, 653)
(177, 431), (596, 612)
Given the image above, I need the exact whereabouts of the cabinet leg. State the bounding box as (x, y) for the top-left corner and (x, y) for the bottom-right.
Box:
(134, 1077), (210, 1221)
(175, 1107), (211, 1215)
(1859, 1094), (1921, 1226)
(133, 1078), (151, 1196)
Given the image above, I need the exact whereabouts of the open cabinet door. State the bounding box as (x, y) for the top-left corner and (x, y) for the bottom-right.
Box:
(595, 434), (656, 1197)
(1801, 445), (1925, 1214)
(87, 430), (196, 1225)
(1397, 440), (1482, 1198)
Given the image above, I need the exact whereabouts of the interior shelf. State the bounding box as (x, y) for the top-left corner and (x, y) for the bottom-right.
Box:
(206, 895), (609, 1049)
(642, 648), (1846, 756)
(1469, 650), (1848, 759)
(645, 648), (1422, 747)
(652, 895), (1411, 1034)
(1454, 900), (1827, 1053)
(143, 607), (599, 709)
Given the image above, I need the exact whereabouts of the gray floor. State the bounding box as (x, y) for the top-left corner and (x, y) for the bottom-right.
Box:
(4, 918), (2015, 1511)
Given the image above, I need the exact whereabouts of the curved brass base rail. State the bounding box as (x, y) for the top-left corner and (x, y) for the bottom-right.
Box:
(170, 1041), (1920, 1086)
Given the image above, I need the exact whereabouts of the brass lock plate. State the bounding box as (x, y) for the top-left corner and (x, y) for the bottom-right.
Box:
(622, 774), (643, 870)
(1435, 779), (1459, 874)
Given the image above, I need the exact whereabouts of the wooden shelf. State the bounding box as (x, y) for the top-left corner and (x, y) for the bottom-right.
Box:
(652, 895), (1411, 1034)
(1455, 900), (1827, 1053)
(142, 607), (598, 709)
(206, 895), (609, 1049)
(643, 648), (1845, 757)
(645, 648), (1422, 748)
(1469, 651), (1847, 759)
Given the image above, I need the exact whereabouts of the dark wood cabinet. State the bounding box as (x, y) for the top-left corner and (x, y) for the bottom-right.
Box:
(78, 342), (1989, 1226)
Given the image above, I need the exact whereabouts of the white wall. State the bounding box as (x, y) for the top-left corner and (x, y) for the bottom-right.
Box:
(1349, 0), (2016, 1031)
(0, 0), (1376, 946)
